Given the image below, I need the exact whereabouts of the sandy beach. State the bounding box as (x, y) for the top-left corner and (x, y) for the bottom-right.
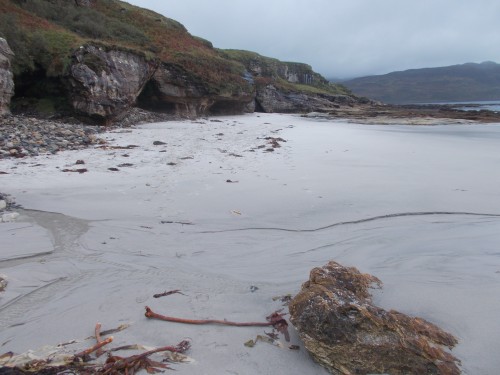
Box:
(1, 113), (500, 374)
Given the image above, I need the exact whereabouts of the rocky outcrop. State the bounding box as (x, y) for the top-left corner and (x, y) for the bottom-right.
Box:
(137, 62), (255, 118)
(289, 261), (461, 375)
(222, 50), (359, 114)
(68, 44), (158, 123)
(0, 38), (14, 115)
(74, 0), (94, 6)
(256, 85), (357, 113)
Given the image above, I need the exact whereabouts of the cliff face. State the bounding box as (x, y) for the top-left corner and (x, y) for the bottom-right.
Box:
(221, 50), (355, 114)
(0, 38), (14, 115)
(0, 0), (358, 122)
(68, 44), (158, 123)
(138, 62), (255, 118)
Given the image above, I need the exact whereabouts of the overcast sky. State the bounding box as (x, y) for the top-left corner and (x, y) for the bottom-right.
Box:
(126, 0), (500, 79)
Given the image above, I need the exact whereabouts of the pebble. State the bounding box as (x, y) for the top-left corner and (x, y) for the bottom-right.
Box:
(0, 109), (179, 159)
(1, 212), (19, 222)
(0, 114), (104, 159)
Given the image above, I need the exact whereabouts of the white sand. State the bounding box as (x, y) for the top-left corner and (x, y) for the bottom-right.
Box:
(1, 113), (500, 374)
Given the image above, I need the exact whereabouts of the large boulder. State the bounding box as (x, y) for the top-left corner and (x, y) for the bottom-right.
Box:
(68, 44), (158, 123)
(0, 38), (14, 115)
(289, 261), (461, 375)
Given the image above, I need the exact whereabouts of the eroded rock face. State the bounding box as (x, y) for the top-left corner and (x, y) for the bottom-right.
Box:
(68, 44), (158, 123)
(138, 62), (255, 118)
(289, 261), (461, 375)
(256, 85), (356, 113)
(0, 38), (15, 115)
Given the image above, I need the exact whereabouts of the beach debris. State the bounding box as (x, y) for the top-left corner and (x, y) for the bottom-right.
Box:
(99, 341), (191, 374)
(230, 210), (242, 215)
(226, 179), (239, 183)
(289, 261), (461, 375)
(75, 159), (85, 165)
(145, 306), (290, 341)
(153, 140), (167, 146)
(249, 285), (259, 293)
(265, 136), (286, 149)
(153, 289), (186, 299)
(244, 335), (284, 348)
(180, 156), (194, 160)
(0, 323), (192, 374)
(228, 153), (243, 157)
(160, 220), (193, 225)
(99, 323), (130, 337)
(0, 275), (7, 292)
(62, 168), (88, 173)
(117, 163), (134, 168)
(94, 323), (105, 358)
(74, 336), (114, 360)
(108, 167), (119, 171)
(96, 144), (139, 150)
(272, 294), (293, 305)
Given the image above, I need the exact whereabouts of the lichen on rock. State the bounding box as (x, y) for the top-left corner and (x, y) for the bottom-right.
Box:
(289, 261), (461, 375)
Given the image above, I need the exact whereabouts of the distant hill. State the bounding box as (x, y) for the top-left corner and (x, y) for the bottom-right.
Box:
(340, 62), (500, 104)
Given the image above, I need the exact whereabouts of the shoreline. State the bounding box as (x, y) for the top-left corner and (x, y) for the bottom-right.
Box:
(1, 113), (500, 374)
(2, 103), (500, 160)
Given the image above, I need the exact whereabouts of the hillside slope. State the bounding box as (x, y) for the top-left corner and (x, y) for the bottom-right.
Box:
(0, 0), (356, 122)
(341, 62), (500, 104)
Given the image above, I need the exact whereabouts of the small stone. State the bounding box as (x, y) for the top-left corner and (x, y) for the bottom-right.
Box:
(153, 140), (167, 145)
(75, 160), (85, 165)
(1, 212), (20, 222)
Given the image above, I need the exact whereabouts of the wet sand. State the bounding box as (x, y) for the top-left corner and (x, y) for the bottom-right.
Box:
(1, 113), (500, 374)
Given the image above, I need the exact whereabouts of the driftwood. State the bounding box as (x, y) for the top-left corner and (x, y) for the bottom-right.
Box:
(289, 261), (461, 375)
(145, 306), (290, 341)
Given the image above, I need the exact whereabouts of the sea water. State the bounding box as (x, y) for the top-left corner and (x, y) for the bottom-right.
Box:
(428, 100), (500, 112)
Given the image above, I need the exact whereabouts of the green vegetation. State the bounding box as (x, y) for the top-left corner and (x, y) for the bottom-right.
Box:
(221, 49), (351, 96)
(0, 0), (247, 94)
(276, 79), (352, 96)
(14, 0), (149, 44)
(0, 0), (352, 110)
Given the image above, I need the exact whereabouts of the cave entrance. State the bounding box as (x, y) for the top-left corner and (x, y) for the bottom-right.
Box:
(12, 66), (71, 116)
(209, 100), (241, 115)
(136, 80), (177, 113)
(254, 99), (265, 113)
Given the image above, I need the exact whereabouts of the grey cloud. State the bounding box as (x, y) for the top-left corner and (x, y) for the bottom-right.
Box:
(126, 0), (500, 78)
